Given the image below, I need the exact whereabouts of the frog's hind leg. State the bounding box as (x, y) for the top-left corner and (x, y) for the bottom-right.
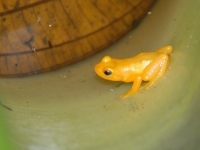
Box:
(141, 54), (169, 90)
(120, 76), (142, 98)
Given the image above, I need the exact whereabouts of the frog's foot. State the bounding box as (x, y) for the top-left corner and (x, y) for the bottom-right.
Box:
(120, 93), (129, 99)
(120, 90), (138, 99)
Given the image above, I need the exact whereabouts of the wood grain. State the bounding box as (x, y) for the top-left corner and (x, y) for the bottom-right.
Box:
(0, 0), (156, 77)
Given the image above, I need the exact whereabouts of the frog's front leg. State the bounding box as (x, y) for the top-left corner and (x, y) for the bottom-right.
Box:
(120, 76), (142, 98)
(141, 54), (169, 89)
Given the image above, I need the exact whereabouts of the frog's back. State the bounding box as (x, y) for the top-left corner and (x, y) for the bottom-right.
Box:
(132, 45), (173, 63)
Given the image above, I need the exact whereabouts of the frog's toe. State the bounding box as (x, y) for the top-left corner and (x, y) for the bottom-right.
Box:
(120, 93), (128, 99)
(120, 91), (135, 98)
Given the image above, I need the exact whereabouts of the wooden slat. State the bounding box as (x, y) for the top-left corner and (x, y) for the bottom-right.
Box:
(0, 0), (156, 77)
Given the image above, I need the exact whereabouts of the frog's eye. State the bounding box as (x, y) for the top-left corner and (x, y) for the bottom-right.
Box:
(104, 69), (112, 76)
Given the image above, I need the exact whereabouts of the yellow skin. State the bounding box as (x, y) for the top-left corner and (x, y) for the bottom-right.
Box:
(94, 46), (173, 98)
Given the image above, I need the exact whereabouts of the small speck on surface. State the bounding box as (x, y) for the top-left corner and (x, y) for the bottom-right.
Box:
(37, 17), (41, 22)
(147, 12), (152, 15)
(53, 19), (56, 23)
(32, 46), (36, 52)
(60, 75), (66, 78)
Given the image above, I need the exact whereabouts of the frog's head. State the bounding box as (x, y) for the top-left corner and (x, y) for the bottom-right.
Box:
(94, 56), (122, 81)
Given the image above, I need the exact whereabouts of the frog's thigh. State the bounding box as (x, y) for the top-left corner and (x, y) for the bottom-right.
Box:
(142, 54), (169, 82)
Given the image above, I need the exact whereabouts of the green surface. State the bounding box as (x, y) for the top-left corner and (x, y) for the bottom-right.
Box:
(0, 108), (13, 150)
(0, 0), (200, 150)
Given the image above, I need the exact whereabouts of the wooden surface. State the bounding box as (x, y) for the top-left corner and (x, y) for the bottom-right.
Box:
(0, 0), (156, 77)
